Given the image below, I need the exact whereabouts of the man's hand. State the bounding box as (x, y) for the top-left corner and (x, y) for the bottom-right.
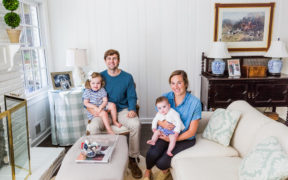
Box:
(94, 107), (102, 114)
(127, 110), (137, 118)
(87, 107), (100, 117)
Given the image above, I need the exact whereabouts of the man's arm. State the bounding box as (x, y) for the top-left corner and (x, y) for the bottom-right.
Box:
(126, 76), (137, 117)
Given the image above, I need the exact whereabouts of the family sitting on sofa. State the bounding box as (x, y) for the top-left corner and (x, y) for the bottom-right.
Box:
(82, 49), (288, 180)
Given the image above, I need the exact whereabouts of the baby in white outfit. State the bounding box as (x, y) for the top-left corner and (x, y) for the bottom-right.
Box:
(147, 96), (184, 156)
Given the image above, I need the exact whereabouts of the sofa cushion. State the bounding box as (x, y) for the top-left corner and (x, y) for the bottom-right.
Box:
(202, 108), (241, 146)
(173, 133), (239, 162)
(252, 120), (288, 154)
(239, 136), (288, 180)
(171, 157), (242, 180)
(227, 100), (272, 157)
(197, 111), (213, 133)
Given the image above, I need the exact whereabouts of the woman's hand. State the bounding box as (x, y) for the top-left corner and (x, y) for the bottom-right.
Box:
(159, 134), (170, 142)
(158, 120), (175, 130)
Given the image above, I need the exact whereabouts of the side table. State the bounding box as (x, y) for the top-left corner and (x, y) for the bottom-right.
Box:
(48, 88), (86, 146)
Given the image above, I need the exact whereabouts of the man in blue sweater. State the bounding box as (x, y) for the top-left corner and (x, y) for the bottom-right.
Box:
(88, 49), (142, 179)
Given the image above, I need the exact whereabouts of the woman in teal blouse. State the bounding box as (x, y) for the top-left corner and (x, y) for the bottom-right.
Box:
(143, 70), (202, 180)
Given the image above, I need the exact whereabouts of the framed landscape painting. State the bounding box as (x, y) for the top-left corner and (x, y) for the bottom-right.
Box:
(214, 3), (275, 51)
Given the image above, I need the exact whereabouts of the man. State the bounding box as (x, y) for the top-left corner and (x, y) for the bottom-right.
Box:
(87, 49), (142, 179)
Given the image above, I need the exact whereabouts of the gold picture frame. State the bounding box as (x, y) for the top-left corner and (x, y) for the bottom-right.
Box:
(214, 3), (275, 51)
(50, 71), (74, 90)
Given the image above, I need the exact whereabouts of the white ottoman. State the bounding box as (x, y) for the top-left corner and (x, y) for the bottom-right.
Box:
(56, 135), (128, 180)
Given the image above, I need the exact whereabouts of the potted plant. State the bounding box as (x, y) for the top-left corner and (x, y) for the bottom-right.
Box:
(3, 0), (21, 43)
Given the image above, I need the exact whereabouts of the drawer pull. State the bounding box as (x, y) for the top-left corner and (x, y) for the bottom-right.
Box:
(242, 90), (247, 94)
(252, 92), (255, 99)
(283, 90), (288, 94)
(248, 92), (251, 99)
(267, 99), (272, 103)
(226, 99), (232, 103)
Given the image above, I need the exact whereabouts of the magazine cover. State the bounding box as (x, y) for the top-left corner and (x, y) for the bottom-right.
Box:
(75, 135), (118, 163)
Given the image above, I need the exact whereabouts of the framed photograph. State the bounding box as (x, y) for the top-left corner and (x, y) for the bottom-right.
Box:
(214, 3), (275, 51)
(51, 71), (74, 90)
(227, 59), (241, 77)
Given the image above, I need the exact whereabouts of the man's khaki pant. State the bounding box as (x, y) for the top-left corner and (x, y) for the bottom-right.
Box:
(87, 108), (141, 158)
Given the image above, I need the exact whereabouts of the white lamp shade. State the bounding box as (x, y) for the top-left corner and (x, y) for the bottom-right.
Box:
(265, 41), (288, 58)
(66, 48), (88, 67)
(207, 42), (231, 59)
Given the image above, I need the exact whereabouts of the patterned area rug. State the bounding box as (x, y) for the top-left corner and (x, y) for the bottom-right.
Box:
(124, 155), (173, 180)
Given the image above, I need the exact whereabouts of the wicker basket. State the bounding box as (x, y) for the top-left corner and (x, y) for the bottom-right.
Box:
(264, 112), (279, 120)
(242, 65), (267, 78)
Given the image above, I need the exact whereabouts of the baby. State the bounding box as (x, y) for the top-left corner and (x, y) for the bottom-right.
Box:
(147, 96), (184, 156)
(83, 72), (122, 135)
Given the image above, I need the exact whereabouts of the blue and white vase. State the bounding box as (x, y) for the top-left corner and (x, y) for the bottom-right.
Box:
(212, 59), (225, 75)
(268, 58), (282, 74)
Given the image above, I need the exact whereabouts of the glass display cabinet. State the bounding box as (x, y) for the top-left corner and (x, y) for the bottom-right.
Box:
(0, 95), (31, 180)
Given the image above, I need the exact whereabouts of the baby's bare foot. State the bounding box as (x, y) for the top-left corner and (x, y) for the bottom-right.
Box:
(147, 140), (155, 145)
(167, 151), (173, 156)
(107, 130), (115, 134)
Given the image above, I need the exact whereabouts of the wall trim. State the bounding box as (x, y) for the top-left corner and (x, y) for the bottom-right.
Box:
(140, 118), (152, 124)
(31, 127), (51, 147)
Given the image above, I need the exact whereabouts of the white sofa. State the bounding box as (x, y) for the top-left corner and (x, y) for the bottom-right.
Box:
(171, 100), (288, 180)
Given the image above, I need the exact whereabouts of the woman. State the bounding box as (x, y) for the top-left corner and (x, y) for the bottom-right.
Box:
(143, 70), (202, 180)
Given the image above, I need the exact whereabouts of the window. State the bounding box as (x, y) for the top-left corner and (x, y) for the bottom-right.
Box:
(19, 1), (48, 94)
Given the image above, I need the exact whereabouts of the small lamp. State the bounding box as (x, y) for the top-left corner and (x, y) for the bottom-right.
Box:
(207, 41), (231, 76)
(66, 48), (88, 86)
(265, 38), (288, 76)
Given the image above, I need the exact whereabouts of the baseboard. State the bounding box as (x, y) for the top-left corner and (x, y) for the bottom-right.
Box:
(140, 118), (152, 124)
(31, 127), (51, 147)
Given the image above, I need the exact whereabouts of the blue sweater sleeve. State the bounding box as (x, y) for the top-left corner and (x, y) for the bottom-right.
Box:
(127, 75), (137, 111)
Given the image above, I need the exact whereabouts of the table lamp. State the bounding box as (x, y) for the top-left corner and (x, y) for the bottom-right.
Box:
(66, 48), (88, 86)
(207, 41), (231, 76)
(264, 38), (288, 76)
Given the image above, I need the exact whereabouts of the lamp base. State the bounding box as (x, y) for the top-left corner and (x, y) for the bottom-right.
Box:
(211, 73), (225, 77)
(73, 67), (86, 87)
(211, 58), (225, 76)
(268, 72), (281, 76)
(268, 58), (282, 75)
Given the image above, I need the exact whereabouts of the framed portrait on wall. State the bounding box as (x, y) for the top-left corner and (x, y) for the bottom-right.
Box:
(214, 3), (275, 51)
(50, 71), (74, 90)
(227, 59), (241, 77)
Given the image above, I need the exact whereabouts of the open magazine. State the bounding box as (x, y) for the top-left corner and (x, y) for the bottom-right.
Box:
(75, 135), (119, 163)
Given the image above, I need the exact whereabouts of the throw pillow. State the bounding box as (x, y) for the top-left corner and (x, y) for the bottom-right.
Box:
(202, 108), (241, 146)
(239, 136), (288, 180)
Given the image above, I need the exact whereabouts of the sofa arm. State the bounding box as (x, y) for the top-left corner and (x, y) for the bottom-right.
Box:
(197, 111), (213, 133)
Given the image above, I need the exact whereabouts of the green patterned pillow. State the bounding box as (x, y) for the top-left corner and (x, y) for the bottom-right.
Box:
(239, 136), (288, 180)
(202, 108), (241, 146)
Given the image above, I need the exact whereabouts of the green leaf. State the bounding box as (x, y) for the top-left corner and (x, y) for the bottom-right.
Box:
(4, 12), (20, 29)
(2, 0), (19, 11)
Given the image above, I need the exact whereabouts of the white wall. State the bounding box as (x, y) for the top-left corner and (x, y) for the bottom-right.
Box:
(47, 0), (288, 121)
